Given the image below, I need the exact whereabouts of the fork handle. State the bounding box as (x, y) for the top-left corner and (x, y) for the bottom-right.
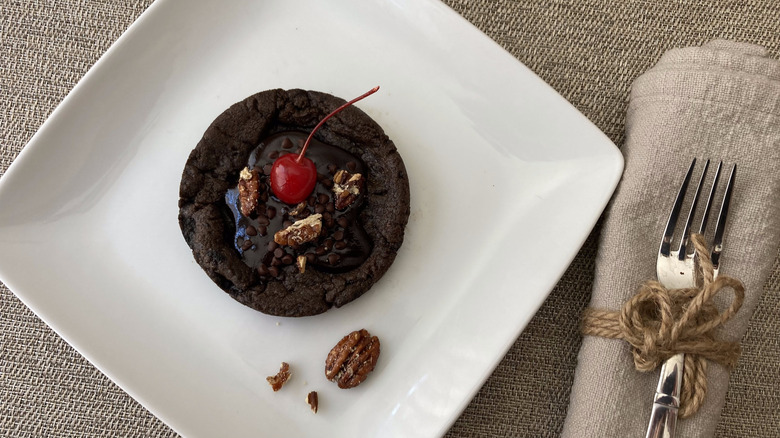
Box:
(645, 353), (684, 438)
(645, 403), (678, 438)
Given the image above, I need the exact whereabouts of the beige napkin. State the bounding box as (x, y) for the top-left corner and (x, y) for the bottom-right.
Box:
(562, 40), (780, 437)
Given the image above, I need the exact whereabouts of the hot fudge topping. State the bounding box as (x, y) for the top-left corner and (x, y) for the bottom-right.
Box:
(226, 131), (372, 277)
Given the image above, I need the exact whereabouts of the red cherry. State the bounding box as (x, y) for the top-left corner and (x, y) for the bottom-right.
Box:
(270, 153), (318, 204)
(269, 86), (380, 204)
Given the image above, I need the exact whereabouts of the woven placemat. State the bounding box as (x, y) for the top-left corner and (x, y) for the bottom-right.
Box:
(2, 1), (779, 436)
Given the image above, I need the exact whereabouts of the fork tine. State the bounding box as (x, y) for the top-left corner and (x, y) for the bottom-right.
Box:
(710, 164), (736, 272)
(677, 159), (710, 259)
(660, 158), (697, 257)
(697, 161), (723, 235)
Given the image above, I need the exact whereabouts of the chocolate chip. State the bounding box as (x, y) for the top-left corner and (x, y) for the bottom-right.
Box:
(327, 164), (338, 174)
(281, 255), (294, 265)
(333, 230), (344, 241)
(315, 204), (326, 214)
(269, 151), (279, 159)
(263, 164), (273, 175)
(241, 240), (253, 251)
(258, 225), (267, 236)
(267, 206), (276, 219)
(246, 226), (257, 236)
(322, 212), (332, 222)
(271, 258), (282, 267)
(337, 217), (349, 228)
(315, 246), (327, 256)
(260, 191), (269, 202)
(306, 253), (316, 263)
(268, 266), (279, 277)
(258, 264), (269, 275)
(335, 241), (347, 250)
(324, 238), (334, 249)
(322, 179), (333, 188)
(346, 161), (357, 172)
(318, 193), (329, 204)
(308, 196), (316, 206)
(325, 217), (335, 228)
(283, 220), (293, 228)
(268, 241), (279, 252)
(281, 138), (293, 149)
(257, 216), (270, 226)
(326, 203), (335, 213)
(274, 248), (284, 258)
(328, 253), (341, 265)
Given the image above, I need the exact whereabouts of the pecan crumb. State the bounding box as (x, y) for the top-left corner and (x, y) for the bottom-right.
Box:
(324, 329), (380, 389)
(289, 202), (308, 217)
(305, 391), (318, 413)
(266, 362), (291, 391)
(274, 214), (322, 247)
(238, 167), (261, 217)
(296, 255), (307, 274)
(332, 170), (363, 209)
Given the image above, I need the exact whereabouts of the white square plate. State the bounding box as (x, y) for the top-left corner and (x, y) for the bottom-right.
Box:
(0, 0), (623, 436)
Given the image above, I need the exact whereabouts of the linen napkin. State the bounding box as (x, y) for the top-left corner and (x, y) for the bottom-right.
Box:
(562, 40), (780, 438)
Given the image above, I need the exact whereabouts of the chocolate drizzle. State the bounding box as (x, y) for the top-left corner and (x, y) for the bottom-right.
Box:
(226, 131), (372, 276)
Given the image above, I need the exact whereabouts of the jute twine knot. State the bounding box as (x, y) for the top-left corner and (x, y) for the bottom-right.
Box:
(581, 233), (745, 418)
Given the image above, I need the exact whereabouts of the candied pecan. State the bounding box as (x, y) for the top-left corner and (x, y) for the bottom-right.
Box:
(324, 329), (380, 389)
(274, 214), (322, 247)
(288, 202), (308, 218)
(238, 167), (261, 217)
(332, 170), (363, 209)
(305, 391), (318, 413)
(266, 362), (291, 391)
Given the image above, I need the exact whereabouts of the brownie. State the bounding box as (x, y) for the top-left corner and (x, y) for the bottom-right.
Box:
(178, 89), (410, 317)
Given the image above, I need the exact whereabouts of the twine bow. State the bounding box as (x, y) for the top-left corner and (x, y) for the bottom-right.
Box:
(581, 233), (745, 418)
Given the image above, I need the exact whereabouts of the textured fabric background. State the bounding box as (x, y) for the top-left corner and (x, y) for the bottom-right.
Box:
(1, 1), (778, 437)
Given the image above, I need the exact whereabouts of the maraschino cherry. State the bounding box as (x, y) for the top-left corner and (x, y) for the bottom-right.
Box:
(270, 86), (379, 204)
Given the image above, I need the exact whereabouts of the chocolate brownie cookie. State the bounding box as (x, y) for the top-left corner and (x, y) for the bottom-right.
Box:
(178, 89), (410, 317)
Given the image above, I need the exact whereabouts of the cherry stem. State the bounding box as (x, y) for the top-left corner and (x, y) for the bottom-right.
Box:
(296, 86), (380, 163)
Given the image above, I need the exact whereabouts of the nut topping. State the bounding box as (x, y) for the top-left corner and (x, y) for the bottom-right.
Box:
(324, 329), (380, 389)
(305, 391), (319, 413)
(332, 170), (363, 210)
(238, 167), (261, 217)
(274, 214), (322, 247)
(296, 255), (307, 273)
(289, 202), (308, 218)
(266, 362), (291, 391)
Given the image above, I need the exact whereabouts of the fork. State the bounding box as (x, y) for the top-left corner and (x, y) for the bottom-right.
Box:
(645, 158), (736, 438)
